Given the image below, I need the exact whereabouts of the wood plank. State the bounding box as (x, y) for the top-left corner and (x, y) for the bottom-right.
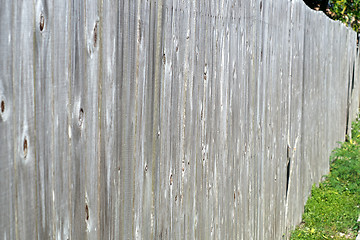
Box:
(0, 1), (16, 239)
(69, 0), (87, 238)
(51, 0), (72, 239)
(34, 1), (55, 238)
(83, 1), (101, 239)
(12, 1), (37, 239)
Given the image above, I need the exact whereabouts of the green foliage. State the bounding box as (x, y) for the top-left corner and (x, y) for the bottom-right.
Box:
(290, 116), (360, 239)
(329, 0), (360, 32)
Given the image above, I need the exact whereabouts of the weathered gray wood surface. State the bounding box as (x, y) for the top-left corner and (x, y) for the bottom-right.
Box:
(0, 0), (359, 239)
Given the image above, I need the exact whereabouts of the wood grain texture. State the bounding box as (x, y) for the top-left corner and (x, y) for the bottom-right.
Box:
(0, 1), (15, 240)
(0, 0), (359, 239)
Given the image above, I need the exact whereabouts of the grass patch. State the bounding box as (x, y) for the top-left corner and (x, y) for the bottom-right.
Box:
(290, 117), (360, 239)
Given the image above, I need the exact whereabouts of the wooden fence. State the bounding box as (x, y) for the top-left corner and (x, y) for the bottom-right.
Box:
(0, 0), (359, 239)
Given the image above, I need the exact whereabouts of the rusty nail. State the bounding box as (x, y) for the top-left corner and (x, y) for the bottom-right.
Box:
(85, 204), (89, 220)
(79, 108), (84, 127)
(1, 100), (4, 113)
(40, 14), (45, 31)
(93, 22), (98, 47)
(23, 138), (28, 158)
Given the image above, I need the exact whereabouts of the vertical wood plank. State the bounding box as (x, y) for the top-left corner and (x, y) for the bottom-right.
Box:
(83, 1), (102, 239)
(34, 0), (55, 238)
(69, 0), (87, 238)
(12, 1), (37, 239)
(0, 1), (15, 240)
(99, 0), (120, 239)
(51, 0), (72, 238)
(118, 0), (138, 238)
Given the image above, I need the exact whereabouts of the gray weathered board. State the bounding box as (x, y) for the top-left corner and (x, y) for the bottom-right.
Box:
(0, 0), (359, 239)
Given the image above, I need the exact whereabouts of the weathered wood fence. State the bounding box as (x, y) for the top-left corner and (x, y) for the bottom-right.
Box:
(1, 0), (359, 239)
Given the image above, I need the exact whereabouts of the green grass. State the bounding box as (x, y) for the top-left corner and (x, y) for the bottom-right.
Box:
(290, 117), (360, 240)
